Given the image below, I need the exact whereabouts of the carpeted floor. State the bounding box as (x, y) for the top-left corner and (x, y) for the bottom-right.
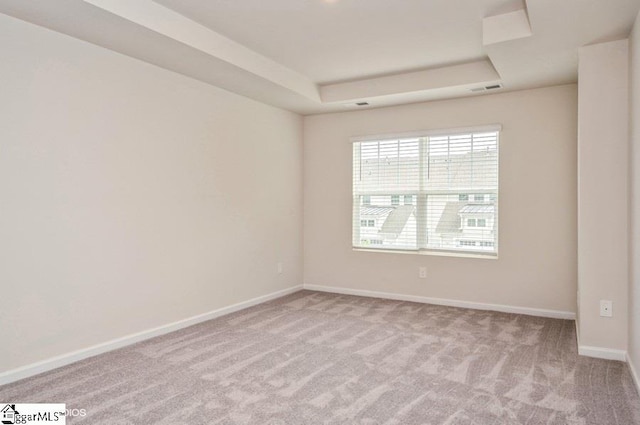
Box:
(1, 290), (639, 424)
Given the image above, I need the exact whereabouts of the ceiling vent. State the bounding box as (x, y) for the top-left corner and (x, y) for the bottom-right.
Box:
(470, 84), (503, 92)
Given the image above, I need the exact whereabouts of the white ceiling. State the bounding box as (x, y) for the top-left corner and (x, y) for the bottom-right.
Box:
(154, 0), (507, 84)
(0, 0), (639, 114)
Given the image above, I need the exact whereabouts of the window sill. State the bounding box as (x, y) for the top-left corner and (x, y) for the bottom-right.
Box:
(352, 247), (498, 260)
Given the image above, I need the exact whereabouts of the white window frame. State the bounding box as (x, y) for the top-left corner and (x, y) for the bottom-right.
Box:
(351, 124), (500, 258)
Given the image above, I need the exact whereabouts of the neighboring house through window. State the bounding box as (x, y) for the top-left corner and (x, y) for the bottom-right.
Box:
(352, 125), (500, 256)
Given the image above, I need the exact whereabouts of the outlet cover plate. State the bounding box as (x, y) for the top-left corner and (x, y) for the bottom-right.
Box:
(600, 300), (613, 317)
(419, 267), (427, 279)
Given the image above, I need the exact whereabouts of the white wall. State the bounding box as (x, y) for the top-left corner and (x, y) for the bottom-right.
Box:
(304, 85), (578, 313)
(629, 11), (640, 381)
(577, 40), (629, 352)
(0, 14), (303, 373)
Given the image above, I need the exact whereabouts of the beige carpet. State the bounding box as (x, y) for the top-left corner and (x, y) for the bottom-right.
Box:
(1, 290), (639, 424)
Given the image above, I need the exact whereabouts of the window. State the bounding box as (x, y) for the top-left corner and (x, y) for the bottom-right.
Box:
(352, 125), (499, 256)
(466, 218), (488, 228)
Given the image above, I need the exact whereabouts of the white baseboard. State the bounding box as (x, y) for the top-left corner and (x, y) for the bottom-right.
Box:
(575, 319), (627, 362)
(627, 353), (640, 395)
(0, 285), (303, 386)
(578, 345), (627, 361)
(303, 284), (576, 320)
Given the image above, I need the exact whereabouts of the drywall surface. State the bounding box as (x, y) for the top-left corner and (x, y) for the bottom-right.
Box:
(304, 85), (577, 313)
(629, 12), (640, 376)
(0, 14), (303, 373)
(577, 39), (629, 351)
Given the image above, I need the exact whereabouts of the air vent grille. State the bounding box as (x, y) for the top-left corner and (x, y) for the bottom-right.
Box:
(470, 84), (503, 92)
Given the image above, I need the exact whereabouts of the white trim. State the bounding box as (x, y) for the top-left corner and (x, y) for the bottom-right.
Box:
(0, 285), (303, 386)
(350, 124), (502, 143)
(303, 284), (575, 320)
(575, 321), (627, 362)
(578, 345), (627, 361)
(353, 247), (498, 260)
(627, 352), (640, 395)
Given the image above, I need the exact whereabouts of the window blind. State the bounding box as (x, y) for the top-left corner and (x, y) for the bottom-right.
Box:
(352, 126), (499, 256)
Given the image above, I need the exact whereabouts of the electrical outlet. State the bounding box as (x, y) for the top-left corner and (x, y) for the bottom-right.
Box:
(600, 300), (613, 317)
(419, 267), (427, 279)
(277, 262), (283, 274)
